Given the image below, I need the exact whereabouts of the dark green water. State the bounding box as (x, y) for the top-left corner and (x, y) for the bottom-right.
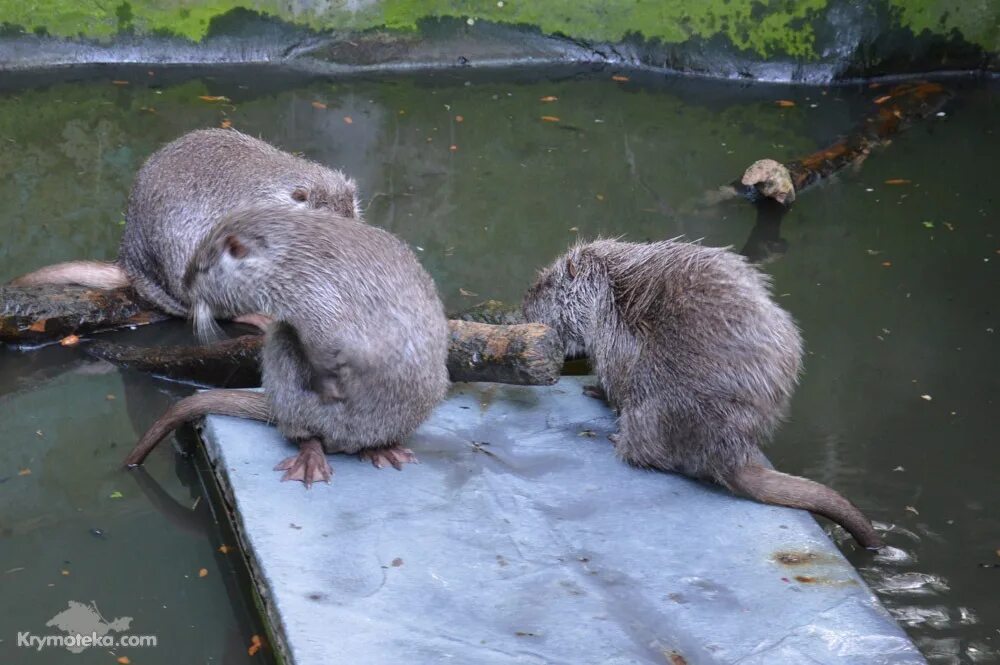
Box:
(0, 66), (996, 663)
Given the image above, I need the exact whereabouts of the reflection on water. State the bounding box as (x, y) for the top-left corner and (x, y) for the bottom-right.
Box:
(0, 66), (996, 663)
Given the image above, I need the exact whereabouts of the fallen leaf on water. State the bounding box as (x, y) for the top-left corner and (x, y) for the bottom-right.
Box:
(873, 94), (892, 105)
(35, 430), (43, 437)
(893, 466), (905, 472)
(311, 101), (327, 109)
(578, 430), (596, 438)
(922, 221), (935, 229)
(539, 96), (558, 102)
(111, 80), (129, 86)
(198, 95), (230, 102)
(117, 657), (131, 664)
(884, 179), (911, 185)
(866, 249), (882, 255)
(942, 222), (954, 231)
(218, 545), (232, 554)
(109, 491), (123, 499)
(106, 394), (116, 401)
(220, 119), (232, 129)
(59, 334), (80, 346)
(61, 570), (70, 576)
(905, 505), (919, 515)
(611, 75), (629, 82)
(248, 635), (263, 656)
(391, 557), (404, 567)
(595, 194), (605, 201)
(881, 261), (893, 267)
(18, 469), (31, 476)
(459, 288), (478, 297)
(343, 116), (353, 124)
(198, 568), (208, 578)
(449, 144), (458, 152)
(139, 106), (156, 114)
(568, 227), (578, 232)
(541, 115), (560, 122)
(920, 394), (932, 401)
(775, 100), (796, 108)
(455, 115), (464, 123)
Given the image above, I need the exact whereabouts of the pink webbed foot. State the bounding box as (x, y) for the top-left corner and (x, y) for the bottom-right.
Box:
(274, 439), (333, 488)
(233, 312), (274, 332)
(359, 445), (418, 471)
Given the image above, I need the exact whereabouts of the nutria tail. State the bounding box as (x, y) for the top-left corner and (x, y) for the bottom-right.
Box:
(124, 390), (271, 467)
(726, 464), (884, 550)
(9, 260), (129, 289)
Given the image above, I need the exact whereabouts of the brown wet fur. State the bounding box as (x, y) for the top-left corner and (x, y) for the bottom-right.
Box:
(523, 239), (883, 550)
(124, 390), (271, 466)
(727, 465), (882, 548)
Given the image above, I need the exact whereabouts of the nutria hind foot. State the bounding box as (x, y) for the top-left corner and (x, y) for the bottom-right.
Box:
(582, 384), (607, 400)
(274, 439), (333, 487)
(359, 444), (418, 470)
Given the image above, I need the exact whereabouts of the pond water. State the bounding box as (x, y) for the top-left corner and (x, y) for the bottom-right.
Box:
(0, 65), (996, 664)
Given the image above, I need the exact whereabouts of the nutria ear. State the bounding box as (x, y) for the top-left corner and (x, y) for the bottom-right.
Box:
(290, 188), (308, 203)
(566, 256), (577, 279)
(223, 235), (249, 259)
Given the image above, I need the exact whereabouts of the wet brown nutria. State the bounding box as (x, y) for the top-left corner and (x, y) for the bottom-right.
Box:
(124, 205), (450, 486)
(10, 128), (359, 322)
(522, 238), (883, 549)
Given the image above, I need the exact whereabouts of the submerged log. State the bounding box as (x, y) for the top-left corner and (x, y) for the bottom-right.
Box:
(1, 284), (562, 385)
(87, 335), (265, 387)
(737, 81), (952, 205)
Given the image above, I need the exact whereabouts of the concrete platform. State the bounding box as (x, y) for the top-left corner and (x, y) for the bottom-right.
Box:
(200, 377), (925, 665)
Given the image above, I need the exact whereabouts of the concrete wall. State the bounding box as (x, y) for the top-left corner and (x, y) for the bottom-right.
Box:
(0, 0), (997, 80)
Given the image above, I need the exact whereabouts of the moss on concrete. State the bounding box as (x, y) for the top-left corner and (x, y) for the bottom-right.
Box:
(888, 0), (999, 52)
(0, 0), (995, 64)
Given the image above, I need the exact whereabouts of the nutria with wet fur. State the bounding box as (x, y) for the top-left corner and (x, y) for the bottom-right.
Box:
(10, 128), (359, 320)
(124, 205), (450, 485)
(522, 238), (883, 549)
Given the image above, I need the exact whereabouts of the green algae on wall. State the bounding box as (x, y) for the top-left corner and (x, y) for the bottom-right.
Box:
(888, 0), (1000, 52)
(379, 0), (828, 58)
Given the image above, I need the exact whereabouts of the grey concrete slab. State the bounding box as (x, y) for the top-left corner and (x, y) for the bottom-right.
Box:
(200, 377), (924, 665)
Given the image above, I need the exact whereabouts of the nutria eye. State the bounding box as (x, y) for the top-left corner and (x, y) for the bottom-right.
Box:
(291, 188), (308, 202)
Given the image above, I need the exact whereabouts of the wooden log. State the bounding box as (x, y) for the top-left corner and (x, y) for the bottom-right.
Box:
(0, 284), (168, 346)
(446, 320), (562, 385)
(0, 284), (563, 385)
(736, 81), (952, 205)
(87, 335), (265, 388)
(86, 320), (562, 387)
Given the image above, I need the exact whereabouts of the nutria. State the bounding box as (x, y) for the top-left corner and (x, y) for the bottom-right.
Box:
(522, 239), (883, 549)
(10, 128), (360, 321)
(124, 205), (450, 485)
